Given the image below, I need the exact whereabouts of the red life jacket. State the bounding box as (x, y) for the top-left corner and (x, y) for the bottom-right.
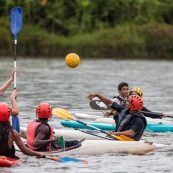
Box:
(27, 120), (53, 151)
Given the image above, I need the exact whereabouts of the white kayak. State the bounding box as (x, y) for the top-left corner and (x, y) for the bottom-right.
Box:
(20, 127), (106, 140)
(20, 127), (156, 155)
(74, 113), (101, 120)
(95, 117), (173, 125)
(75, 113), (173, 125)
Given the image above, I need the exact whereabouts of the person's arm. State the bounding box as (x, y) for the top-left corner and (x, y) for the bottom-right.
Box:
(106, 129), (134, 137)
(10, 89), (19, 116)
(0, 68), (16, 95)
(34, 125), (59, 147)
(111, 102), (125, 113)
(88, 93), (113, 108)
(107, 117), (145, 138)
(141, 107), (163, 119)
(13, 130), (45, 158)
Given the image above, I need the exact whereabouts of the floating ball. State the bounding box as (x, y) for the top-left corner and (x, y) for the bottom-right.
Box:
(65, 53), (80, 68)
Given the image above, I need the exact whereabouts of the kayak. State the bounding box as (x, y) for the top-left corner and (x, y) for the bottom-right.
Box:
(19, 127), (156, 155)
(95, 117), (173, 125)
(0, 155), (21, 167)
(75, 113), (173, 124)
(61, 120), (173, 132)
(61, 120), (115, 131)
(74, 113), (101, 120)
(20, 127), (111, 140)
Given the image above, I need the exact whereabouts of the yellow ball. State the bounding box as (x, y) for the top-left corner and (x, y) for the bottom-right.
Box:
(65, 53), (80, 68)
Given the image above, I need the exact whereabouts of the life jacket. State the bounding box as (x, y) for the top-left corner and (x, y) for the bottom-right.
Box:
(115, 110), (147, 141)
(110, 96), (127, 115)
(0, 133), (15, 158)
(27, 120), (53, 151)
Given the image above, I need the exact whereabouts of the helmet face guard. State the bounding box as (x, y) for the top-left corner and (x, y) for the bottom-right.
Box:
(36, 102), (52, 119)
(130, 87), (143, 98)
(127, 95), (143, 111)
(0, 103), (12, 122)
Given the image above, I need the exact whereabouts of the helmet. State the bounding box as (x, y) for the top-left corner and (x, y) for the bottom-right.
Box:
(0, 103), (12, 122)
(127, 95), (143, 111)
(36, 102), (52, 119)
(130, 87), (143, 98)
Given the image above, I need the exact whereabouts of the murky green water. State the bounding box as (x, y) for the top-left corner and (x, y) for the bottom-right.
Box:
(0, 57), (173, 173)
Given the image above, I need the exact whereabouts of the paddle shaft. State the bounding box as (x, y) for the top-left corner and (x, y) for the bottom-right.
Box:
(14, 40), (17, 89)
(76, 119), (124, 140)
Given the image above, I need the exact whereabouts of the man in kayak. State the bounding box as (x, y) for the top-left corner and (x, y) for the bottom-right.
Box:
(26, 102), (80, 151)
(0, 91), (45, 159)
(106, 95), (146, 141)
(104, 82), (129, 117)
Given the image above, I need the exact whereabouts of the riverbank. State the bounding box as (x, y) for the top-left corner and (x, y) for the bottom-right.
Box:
(1, 18), (173, 59)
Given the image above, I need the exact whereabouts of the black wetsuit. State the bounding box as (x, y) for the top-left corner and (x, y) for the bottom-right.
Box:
(114, 110), (147, 141)
(0, 133), (15, 158)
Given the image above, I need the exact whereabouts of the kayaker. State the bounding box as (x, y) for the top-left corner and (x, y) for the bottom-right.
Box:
(0, 92), (45, 159)
(106, 95), (146, 141)
(104, 82), (129, 117)
(26, 102), (80, 151)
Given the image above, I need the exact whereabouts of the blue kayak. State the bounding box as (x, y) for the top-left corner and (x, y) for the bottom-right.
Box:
(61, 120), (173, 132)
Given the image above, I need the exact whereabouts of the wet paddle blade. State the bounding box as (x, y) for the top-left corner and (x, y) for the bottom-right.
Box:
(46, 156), (88, 164)
(11, 7), (22, 39)
(52, 108), (73, 120)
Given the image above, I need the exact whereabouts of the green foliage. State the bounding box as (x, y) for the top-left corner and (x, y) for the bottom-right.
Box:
(1, 0), (173, 58)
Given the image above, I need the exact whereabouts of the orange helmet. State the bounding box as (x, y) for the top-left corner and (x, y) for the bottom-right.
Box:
(127, 95), (143, 111)
(0, 103), (12, 122)
(36, 102), (52, 119)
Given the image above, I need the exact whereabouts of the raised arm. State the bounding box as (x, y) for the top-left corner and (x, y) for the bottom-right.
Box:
(0, 67), (17, 95)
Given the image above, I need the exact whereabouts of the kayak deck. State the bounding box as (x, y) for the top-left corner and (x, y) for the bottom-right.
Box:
(0, 156), (21, 167)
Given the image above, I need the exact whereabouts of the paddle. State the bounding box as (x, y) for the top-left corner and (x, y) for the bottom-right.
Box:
(11, 7), (22, 133)
(52, 108), (134, 141)
(45, 155), (88, 164)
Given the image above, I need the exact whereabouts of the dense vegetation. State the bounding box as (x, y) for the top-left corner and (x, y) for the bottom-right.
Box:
(1, 0), (173, 59)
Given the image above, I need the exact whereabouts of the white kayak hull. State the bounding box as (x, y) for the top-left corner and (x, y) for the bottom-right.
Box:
(95, 117), (173, 125)
(20, 127), (156, 155)
(74, 113), (101, 120)
(75, 113), (173, 125)
(20, 127), (105, 140)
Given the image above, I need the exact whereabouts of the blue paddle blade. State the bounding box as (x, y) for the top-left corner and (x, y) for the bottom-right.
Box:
(58, 157), (87, 163)
(11, 7), (22, 40)
(12, 116), (20, 133)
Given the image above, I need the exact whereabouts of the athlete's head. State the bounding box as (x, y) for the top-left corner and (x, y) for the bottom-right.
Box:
(36, 102), (52, 119)
(130, 87), (143, 98)
(126, 95), (143, 111)
(117, 82), (129, 98)
(0, 103), (12, 122)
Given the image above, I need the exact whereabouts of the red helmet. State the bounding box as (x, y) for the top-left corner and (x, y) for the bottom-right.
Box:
(127, 95), (143, 111)
(0, 103), (12, 122)
(36, 102), (52, 119)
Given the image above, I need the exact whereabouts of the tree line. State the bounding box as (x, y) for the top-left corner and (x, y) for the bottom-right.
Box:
(0, 0), (173, 59)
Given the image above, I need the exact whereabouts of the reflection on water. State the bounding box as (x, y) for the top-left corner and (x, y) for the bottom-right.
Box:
(0, 57), (173, 173)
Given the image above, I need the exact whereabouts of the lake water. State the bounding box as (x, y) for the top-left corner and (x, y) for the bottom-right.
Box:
(0, 57), (173, 173)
